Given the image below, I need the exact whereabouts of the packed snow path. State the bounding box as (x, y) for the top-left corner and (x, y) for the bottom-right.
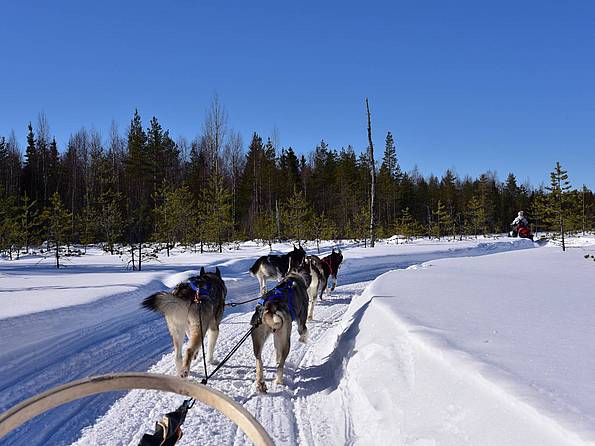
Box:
(0, 239), (545, 445)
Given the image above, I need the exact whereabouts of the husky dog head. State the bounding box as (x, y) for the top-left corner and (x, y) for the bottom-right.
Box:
(287, 244), (307, 272)
(329, 248), (344, 271)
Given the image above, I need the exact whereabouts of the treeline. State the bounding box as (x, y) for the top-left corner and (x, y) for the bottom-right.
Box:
(1, 99), (594, 266)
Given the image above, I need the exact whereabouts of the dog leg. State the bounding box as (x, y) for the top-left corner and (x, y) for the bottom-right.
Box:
(252, 326), (268, 393)
(273, 326), (291, 385)
(207, 326), (219, 365)
(165, 315), (185, 375)
(319, 276), (328, 301)
(180, 326), (203, 378)
(258, 273), (266, 295)
(327, 276), (336, 296)
(307, 298), (316, 321)
(298, 321), (308, 343)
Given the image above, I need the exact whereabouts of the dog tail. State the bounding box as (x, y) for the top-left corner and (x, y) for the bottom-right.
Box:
(142, 291), (187, 315)
(249, 257), (262, 276)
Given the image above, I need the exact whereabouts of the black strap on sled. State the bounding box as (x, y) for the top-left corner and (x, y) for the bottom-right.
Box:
(138, 398), (195, 446)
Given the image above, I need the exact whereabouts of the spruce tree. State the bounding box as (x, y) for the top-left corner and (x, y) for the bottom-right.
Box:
(529, 192), (549, 237)
(204, 172), (233, 253)
(22, 123), (40, 205)
(377, 131), (401, 229)
(283, 189), (312, 244)
(433, 200), (451, 239)
(98, 191), (124, 255)
(0, 190), (19, 259)
(395, 207), (418, 241)
(546, 162), (571, 251)
(42, 192), (72, 268)
(253, 211), (277, 249)
(0, 138), (7, 195)
(466, 195), (486, 238)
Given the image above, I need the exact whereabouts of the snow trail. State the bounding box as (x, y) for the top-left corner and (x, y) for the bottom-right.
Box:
(0, 238), (535, 445)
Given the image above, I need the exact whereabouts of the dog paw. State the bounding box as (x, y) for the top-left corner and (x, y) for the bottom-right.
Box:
(299, 333), (308, 343)
(179, 368), (189, 378)
(307, 315), (313, 321)
(256, 381), (268, 393)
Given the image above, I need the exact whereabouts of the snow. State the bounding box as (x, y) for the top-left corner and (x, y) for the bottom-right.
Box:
(1, 236), (594, 445)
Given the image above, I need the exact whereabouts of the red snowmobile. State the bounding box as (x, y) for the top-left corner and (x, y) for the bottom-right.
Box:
(509, 223), (534, 241)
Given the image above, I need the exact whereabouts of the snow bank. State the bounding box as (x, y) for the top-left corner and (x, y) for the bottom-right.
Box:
(314, 242), (595, 445)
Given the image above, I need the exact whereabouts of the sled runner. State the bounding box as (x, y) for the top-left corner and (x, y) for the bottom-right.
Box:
(0, 372), (274, 446)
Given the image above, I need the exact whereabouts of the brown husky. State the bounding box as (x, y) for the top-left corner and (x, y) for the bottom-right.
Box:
(250, 267), (310, 393)
(142, 267), (226, 378)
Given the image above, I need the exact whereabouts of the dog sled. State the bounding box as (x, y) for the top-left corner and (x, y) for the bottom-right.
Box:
(0, 372), (274, 446)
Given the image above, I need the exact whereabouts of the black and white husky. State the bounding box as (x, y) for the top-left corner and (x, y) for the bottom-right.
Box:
(249, 245), (307, 294)
(250, 264), (310, 393)
(142, 267), (226, 378)
(303, 248), (344, 320)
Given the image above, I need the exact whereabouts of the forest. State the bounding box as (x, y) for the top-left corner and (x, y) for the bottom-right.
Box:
(1, 98), (593, 265)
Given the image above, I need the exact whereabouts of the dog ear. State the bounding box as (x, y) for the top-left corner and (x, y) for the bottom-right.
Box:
(215, 267), (221, 278)
(332, 248), (335, 253)
(200, 266), (205, 276)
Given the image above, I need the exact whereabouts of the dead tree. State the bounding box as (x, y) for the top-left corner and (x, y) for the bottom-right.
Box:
(366, 98), (377, 247)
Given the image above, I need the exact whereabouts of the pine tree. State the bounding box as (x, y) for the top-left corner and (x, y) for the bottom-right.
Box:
(546, 162), (571, 251)
(41, 192), (72, 268)
(311, 212), (337, 253)
(0, 190), (19, 259)
(283, 189), (312, 244)
(0, 138), (7, 195)
(22, 123), (40, 205)
(98, 190), (124, 255)
(581, 185), (592, 235)
(377, 131), (401, 229)
(253, 211), (277, 249)
(204, 172), (233, 253)
(394, 207), (419, 241)
(529, 192), (549, 237)
(466, 195), (486, 238)
(79, 202), (97, 253)
(433, 200), (451, 239)
(153, 183), (195, 255)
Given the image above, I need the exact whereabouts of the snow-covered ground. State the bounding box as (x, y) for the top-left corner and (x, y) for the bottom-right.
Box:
(1, 235), (594, 445)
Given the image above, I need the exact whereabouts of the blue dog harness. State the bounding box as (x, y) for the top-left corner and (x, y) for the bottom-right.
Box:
(187, 279), (212, 303)
(258, 280), (296, 321)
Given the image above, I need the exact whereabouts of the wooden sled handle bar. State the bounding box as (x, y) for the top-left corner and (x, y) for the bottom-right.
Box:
(0, 372), (274, 445)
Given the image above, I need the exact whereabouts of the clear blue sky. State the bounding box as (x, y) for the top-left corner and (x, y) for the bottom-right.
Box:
(1, 0), (594, 189)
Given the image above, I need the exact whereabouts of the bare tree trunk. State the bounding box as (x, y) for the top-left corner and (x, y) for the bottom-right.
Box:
(275, 199), (281, 240)
(560, 212), (565, 252)
(366, 98), (376, 248)
(582, 185), (586, 235)
(138, 243), (142, 271)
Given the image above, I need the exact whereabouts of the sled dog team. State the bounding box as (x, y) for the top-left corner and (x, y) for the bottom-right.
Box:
(142, 245), (343, 392)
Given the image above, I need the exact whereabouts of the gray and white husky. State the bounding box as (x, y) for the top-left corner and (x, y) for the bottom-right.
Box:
(303, 248), (344, 320)
(250, 264), (310, 393)
(142, 267), (226, 378)
(249, 245), (307, 294)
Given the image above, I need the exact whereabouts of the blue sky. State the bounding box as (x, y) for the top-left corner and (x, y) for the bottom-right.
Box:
(1, 1), (594, 188)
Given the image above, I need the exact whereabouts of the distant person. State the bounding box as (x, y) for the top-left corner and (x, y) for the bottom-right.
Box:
(511, 211), (528, 228)
(510, 211), (533, 240)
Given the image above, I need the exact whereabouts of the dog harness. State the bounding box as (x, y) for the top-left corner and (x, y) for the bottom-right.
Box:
(187, 279), (212, 304)
(322, 256), (335, 276)
(257, 280), (296, 321)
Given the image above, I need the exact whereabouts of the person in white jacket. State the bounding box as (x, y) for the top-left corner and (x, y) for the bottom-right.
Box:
(511, 211), (528, 228)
